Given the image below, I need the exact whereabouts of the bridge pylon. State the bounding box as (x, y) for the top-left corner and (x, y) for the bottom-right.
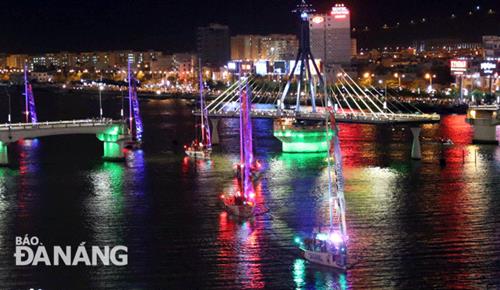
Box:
(279, 0), (324, 113)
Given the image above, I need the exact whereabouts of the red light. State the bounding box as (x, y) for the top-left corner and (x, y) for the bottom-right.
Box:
(331, 5), (349, 17)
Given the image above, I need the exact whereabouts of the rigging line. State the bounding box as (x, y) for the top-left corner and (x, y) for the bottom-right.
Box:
(336, 80), (367, 117)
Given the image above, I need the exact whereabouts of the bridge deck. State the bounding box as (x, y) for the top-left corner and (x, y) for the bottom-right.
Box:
(0, 119), (126, 144)
(0, 119), (124, 131)
(198, 110), (440, 125)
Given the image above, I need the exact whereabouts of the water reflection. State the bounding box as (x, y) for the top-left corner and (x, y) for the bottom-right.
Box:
(217, 212), (265, 289)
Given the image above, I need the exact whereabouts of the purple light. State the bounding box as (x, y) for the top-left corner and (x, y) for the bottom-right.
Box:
(240, 81), (254, 201)
(329, 231), (343, 245)
(128, 61), (143, 141)
(24, 64), (37, 124)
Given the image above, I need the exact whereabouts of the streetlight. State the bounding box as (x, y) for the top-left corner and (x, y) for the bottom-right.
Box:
(378, 79), (387, 97)
(393, 72), (404, 89)
(425, 73), (436, 92)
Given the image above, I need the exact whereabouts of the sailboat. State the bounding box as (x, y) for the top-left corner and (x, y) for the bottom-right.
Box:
(221, 80), (256, 218)
(185, 60), (212, 159)
(296, 108), (348, 270)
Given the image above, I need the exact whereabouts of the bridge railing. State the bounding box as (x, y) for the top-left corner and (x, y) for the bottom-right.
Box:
(0, 118), (121, 131)
(198, 107), (441, 124)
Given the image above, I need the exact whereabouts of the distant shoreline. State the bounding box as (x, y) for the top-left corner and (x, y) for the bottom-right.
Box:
(15, 84), (469, 114)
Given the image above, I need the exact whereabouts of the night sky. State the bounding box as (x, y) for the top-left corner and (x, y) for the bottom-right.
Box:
(1, 0), (498, 53)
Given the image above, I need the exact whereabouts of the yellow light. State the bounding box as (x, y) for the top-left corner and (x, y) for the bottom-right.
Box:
(363, 72), (370, 78)
(425, 73), (431, 79)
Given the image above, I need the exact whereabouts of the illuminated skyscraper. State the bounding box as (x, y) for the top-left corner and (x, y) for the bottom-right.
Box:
(309, 4), (352, 65)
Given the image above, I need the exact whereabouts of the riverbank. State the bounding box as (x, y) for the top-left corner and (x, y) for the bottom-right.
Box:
(24, 84), (470, 114)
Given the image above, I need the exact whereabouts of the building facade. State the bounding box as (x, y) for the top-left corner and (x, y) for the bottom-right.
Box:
(483, 35), (500, 58)
(231, 34), (298, 61)
(309, 4), (352, 65)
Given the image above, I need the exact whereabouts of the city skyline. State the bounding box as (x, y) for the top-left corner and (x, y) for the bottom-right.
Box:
(1, 0), (498, 54)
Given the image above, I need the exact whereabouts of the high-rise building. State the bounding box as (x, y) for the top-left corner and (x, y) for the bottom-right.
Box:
(230, 34), (299, 61)
(231, 35), (261, 60)
(197, 23), (230, 67)
(259, 34), (298, 61)
(6, 54), (29, 69)
(309, 4), (352, 65)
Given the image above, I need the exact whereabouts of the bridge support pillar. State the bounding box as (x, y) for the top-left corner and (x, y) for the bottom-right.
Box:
(466, 106), (500, 145)
(0, 141), (8, 166)
(96, 124), (128, 162)
(102, 140), (126, 161)
(211, 118), (220, 145)
(472, 124), (498, 145)
(411, 127), (422, 160)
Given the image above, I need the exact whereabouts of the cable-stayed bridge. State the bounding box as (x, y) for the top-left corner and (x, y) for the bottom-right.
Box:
(198, 73), (440, 125)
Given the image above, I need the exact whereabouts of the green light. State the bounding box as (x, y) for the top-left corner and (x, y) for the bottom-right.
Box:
(103, 142), (123, 160)
(293, 259), (306, 289)
(97, 125), (122, 142)
(294, 236), (302, 245)
(283, 141), (328, 152)
(0, 141), (8, 166)
(339, 273), (348, 290)
(274, 128), (334, 153)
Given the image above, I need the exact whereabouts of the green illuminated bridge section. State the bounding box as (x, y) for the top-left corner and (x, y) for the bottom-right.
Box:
(0, 119), (130, 165)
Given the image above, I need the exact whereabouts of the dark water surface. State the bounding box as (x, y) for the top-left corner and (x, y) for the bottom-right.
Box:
(0, 88), (500, 289)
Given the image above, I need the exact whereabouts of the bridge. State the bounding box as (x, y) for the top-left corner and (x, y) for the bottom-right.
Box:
(0, 119), (130, 165)
(200, 108), (440, 124)
(198, 73), (439, 156)
(201, 75), (440, 125)
(1, 61), (143, 166)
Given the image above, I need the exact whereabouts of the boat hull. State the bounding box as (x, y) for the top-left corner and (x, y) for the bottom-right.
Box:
(185, 149), (211, 159)
(300, 248), (346, 270)
(224, 204), (254, 218)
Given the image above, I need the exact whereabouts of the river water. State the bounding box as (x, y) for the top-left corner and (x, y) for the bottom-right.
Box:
(0, 88), (499, 289)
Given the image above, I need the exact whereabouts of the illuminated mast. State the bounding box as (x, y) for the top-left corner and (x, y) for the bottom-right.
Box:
(240, 80), (255, 201)
(326, 108), (347, 237)
(279, 0), (324, 113)
(127, 60), (143, 142)
(198, 59), (211, 149)
(23, 63), (38, 124)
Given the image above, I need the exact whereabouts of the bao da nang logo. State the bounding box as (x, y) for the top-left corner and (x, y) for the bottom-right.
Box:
(14, 235), (128, 266)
